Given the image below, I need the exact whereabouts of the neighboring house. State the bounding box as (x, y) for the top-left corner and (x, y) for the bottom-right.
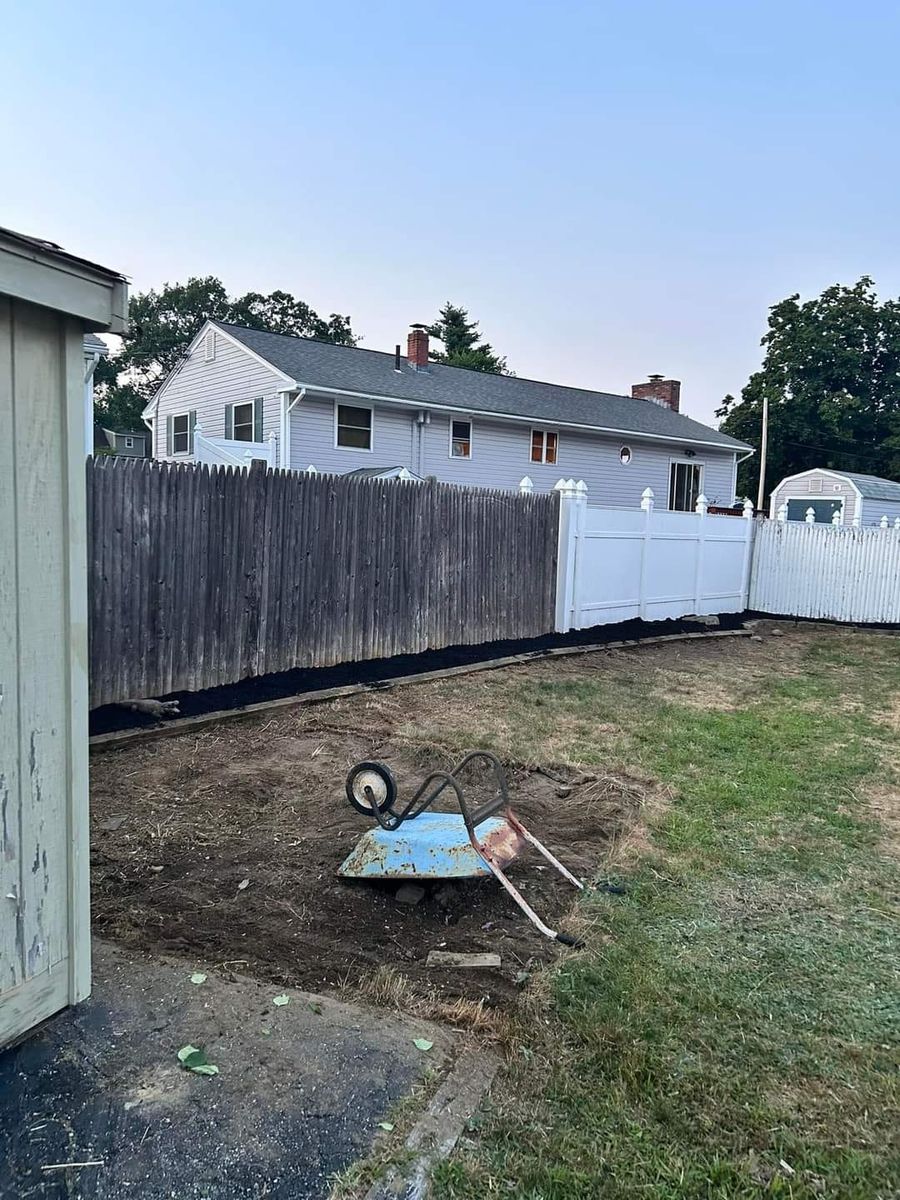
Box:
(93, 424), (149, 457)
(142, 321), (753, 508)
(83, 331), (108, 456)
(770, 468), (900, 526)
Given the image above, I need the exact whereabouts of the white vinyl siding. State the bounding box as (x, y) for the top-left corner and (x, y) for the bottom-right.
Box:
(152, 332), (284, 461)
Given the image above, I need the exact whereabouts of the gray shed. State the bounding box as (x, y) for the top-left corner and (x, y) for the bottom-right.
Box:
(0, 228), (127, 1047)
(769, 468), (900, 526)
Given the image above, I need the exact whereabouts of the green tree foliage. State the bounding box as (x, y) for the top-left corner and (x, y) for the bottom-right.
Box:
(94, 277), (356, 430)
(718, 278), (900, 501)
(427, 302), (509, 373)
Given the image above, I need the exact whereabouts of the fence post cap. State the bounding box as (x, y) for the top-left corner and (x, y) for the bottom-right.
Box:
(695, 493), (708, 513)
(554, 478), (578, 495)
(742, 498), (754, 518)
(832, 510), (842, 524)
(194, 422), (203, 436)
(307, 464), (318, 474)
(776, 503), (787, 522)
(895, 517), (900, 529)
(640, 487), (655, 512)
(519, 475), (534, 493)
(574, 479), (588, 497)
(880, 514), (889, 528)
(805, 507), (816, 522)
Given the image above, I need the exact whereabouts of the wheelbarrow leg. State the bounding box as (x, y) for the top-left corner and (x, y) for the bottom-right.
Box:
(479, 853), (584, 947)
(507, 816), (584, 891)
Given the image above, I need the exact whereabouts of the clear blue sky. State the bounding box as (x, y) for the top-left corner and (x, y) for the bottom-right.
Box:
(3, 1), (898, 422)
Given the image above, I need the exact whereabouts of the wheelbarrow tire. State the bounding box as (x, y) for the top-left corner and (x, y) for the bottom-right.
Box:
(346, 761), (398, 817)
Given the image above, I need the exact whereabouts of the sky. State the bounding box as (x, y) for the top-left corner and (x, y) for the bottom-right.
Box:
(3, 0), (899, 424)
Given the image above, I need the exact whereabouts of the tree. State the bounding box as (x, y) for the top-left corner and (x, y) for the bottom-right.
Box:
(94, 277), (357, 430)
(718, 278), (900, 502)
(427, 302), (508, 373)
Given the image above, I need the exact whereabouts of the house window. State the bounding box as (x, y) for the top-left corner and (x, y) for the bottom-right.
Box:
(124, 436), (134, 449)
(336, 403), (372, 450)
(232, 401), (255, 442)
(530, 429), (558, 464)
(205, 330), (216, 361)
(172, 412), (191, 455)
(669, 461), (703, 511)
(450, 419), (472, 458)
(619, 446), (632, 465)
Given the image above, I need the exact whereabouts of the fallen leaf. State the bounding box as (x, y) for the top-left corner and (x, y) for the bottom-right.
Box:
(177, 1045), (219, 1075)
(190, 972), (207, 985)
(413, 1038), (433, 1052)
(273, 994), (290, 1007)
(308, 1002), (323, 1015)
(378, 1122), (394, 1132)
(237, 878), (250, 891)
(260, 1027), (272, 1036)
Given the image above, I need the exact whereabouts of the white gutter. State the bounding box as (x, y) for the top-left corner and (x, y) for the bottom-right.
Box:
(283, 378), (750, 454)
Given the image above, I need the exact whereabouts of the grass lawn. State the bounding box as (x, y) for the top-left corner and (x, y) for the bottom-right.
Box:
(419, 630), (900, 1199)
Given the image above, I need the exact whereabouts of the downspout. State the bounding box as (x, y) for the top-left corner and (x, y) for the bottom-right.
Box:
(84, 351), (100, 457)
(279, 387), (305, 469)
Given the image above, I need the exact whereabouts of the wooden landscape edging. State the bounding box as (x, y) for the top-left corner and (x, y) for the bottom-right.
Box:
(89, 628), (752, 753)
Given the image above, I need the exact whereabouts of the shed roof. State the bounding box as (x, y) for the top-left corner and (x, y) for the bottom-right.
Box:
(211, 321), (750, 452)
(839, 470), (900, 502)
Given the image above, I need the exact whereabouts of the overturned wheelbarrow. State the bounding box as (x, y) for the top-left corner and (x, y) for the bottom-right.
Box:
(338, 750), (584, 945)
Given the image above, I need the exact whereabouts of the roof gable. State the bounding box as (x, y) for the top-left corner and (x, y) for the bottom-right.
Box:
(212, 321), (750, 452)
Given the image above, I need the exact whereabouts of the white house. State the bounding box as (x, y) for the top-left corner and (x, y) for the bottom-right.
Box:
(142, 321), (753, 510)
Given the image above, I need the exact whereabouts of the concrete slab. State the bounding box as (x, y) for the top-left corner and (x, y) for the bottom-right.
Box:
(0, 942), (450, 1200)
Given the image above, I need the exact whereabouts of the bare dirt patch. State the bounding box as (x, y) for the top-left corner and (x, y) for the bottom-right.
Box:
(91, 713), (650, 1006)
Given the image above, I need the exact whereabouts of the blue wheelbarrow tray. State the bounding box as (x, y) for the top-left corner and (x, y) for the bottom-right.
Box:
(338, 812), (526, 880)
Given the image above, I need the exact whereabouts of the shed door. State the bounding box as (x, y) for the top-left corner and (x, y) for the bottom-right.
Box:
(786, 498), (843, 523)
(0, 300), (90, 1046)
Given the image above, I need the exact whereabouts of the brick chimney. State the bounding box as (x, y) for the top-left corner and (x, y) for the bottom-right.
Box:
(407, 323), (430, 370)
(632, 374), (681, 413)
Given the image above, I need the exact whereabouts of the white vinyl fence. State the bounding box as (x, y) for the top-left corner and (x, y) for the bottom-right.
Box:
(194, 425), (278, 469)
(750, 519), (900, 623)
(555, 481), (755, 632)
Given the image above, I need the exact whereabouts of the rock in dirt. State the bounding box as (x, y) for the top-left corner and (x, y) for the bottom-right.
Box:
(395, 884), (426, 906)
(769, 627), (784, 637)
(426, 951), (502, 969)
(750, 635), (763, 642)
(690, 614), (720, 627)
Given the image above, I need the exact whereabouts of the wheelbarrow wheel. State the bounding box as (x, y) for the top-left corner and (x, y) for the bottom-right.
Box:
(346, 761), (397, 817)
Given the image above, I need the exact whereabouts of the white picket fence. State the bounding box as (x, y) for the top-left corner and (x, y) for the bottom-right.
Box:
(555, 481), (754, 631)
(750, 519), (900, 623)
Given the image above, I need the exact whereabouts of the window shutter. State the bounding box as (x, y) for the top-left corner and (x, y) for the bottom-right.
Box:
(224, 404), (233, 440)
(189, 410), (197, 453)
(166, 414), (173, 457)
(254, 399), (263, 443)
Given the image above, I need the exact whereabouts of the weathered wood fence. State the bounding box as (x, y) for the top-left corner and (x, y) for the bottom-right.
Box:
(87, 457), (559, 707)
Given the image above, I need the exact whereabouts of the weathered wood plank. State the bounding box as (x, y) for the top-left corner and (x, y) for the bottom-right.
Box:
(87, 461), (560, 705)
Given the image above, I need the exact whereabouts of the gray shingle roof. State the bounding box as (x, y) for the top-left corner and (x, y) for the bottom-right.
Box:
(213, 322), (750, 452)
(836, 470), (900, 502)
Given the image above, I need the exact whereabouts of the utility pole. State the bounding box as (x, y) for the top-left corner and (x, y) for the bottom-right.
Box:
(756, 394), (769, 512)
